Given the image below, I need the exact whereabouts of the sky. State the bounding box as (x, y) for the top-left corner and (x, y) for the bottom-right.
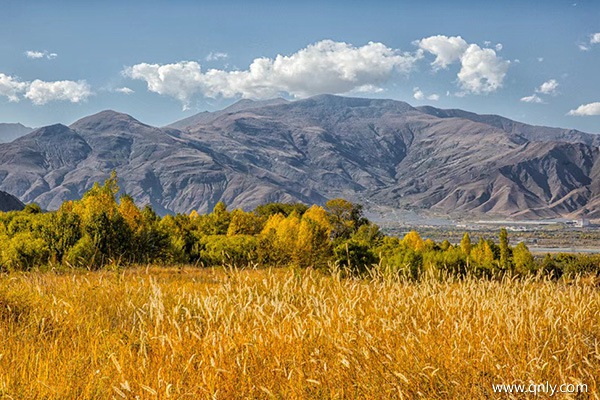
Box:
(1, 0), (599, 133)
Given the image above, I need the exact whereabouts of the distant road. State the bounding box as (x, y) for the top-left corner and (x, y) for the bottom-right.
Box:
(529, 247), (600, 254)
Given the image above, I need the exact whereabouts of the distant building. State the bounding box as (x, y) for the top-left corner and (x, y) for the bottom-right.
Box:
(570, 218), (590, 228)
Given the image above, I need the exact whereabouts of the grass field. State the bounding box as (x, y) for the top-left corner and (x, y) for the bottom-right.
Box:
(0, 266), (599, 399)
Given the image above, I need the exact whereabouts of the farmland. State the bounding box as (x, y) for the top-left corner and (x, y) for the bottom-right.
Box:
(1, 266), (598, 399)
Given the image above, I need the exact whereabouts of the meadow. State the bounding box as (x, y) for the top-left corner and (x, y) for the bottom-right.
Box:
(1, 266), (598, 399)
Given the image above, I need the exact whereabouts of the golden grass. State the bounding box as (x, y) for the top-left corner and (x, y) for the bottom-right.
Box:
(0, 266), (599, 399)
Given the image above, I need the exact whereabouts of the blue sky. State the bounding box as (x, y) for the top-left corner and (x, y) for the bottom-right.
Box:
(1, 0), (599, 133)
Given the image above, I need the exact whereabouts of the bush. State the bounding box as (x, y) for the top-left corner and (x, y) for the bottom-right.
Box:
(64, 235), (97, 268)
(1, 232), (49, 271)
(334, 240), (378, 275)
(199, 235), (258, 266)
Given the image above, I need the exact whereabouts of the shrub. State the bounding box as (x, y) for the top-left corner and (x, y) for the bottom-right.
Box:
(1, 232), (49, 271)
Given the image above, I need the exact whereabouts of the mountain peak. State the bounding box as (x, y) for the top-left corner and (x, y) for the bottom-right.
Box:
(70, 110), (149, 133)
(0, 122), (35, 143)
(15, 124), (74, 141)
(297, 94), (415, 112)
(166, 97), (290, 130)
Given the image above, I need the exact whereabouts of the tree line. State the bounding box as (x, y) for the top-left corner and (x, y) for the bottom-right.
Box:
(0, 173), (598, 278)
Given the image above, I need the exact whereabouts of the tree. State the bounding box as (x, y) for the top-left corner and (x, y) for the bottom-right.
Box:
(499, 228), (510, 271)
(471, 237), (495, 275)
(227, 209), (264, 236)
(513, 242), (535, 275)
(118, 194), (142, 232)
(254, 202), (308, 218)
(208, 202), (231, 235)
(325, 199), (367, 240)
(460, 233), (471, 256)
(402, 230), (424, 251)
(40, 210), (81, 263)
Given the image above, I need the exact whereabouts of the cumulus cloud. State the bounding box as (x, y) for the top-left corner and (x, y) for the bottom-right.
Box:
(495, 43), (503, 51)
(536, 79), (558, 95)
(568, 102), (600, 116)
(114, 87), (134, 95)
(124, 61), (204, 107)
(25, 50), (57, 60)
(413, 88), (425, 100)
(125, 40), (421, 107)
(205, 52), (228, 61)
(415, 35), (468, 70)
(413, 87), (439, 101)
(25, 80), (92, 105)
(0, 73), (28, 102)
(520, 94), (544, 103)
(457, 44), (510, 94)
(520, 79), (559, 104)
(1, 72), (91, 105)
(416, 35), (509, 94)
(579, 44), (590, 52)
(592, 33), (600, 44)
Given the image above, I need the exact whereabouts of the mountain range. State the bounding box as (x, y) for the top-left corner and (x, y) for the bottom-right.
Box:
(1, 94), (599, 219)
(0, 123), (33, 143)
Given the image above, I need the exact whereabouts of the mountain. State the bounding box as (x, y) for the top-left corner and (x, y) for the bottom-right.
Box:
(417, 106), (600, 146)
(165, 98), (289, 130)
(0, 191), (25, 212)
(0, 95), (600, 219)
(0, 123), (34, 143)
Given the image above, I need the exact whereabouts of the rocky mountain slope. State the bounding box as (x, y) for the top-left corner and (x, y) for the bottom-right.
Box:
(0, 190), (25, 212)
(0, 95), (599, 219)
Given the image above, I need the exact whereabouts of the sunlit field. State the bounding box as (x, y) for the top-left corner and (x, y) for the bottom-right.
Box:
(1, 266), (598, 399)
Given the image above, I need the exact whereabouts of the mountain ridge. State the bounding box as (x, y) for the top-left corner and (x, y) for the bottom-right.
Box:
(0, 123), (34, 143)
(1, 95), (599, 219)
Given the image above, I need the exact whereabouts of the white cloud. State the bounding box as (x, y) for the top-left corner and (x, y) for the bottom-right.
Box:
(351, 84), (384, 94)
(124, 61), (204, 107)
(0, 73), (28, 102)
(115, 87), (134, 95)
(457, 44), (510, 94)
(495, 43), (503, 51)
(25, 50), (45, 59)
(568, 102), (600, 116)
(413, 87), (439, 101)
(417, 35), (509, 94)
(206, 52), (228, 61)
(1, 71), (92, 104)
(520, 94), (544, 103)
(413, 87), (425, 100)
(536, 79), (558, 95)
(578, 33), (600, 51)
(415, 35), (468, 70)
(25, 50), (58, 60)
(537, 57), (544, 62)
(125, 40), (421, 107)
(579, 44), (590, 52)
(24, 80), (92, 105)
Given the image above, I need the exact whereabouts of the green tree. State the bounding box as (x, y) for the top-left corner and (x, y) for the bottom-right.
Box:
(402, 230), (424, 251)
(499, 228), (510, 271)
(254, 202), (308, 218)
(227, 209), (264, 236)
(460, 233), (471, 257)
(325, 199), (367, 240)
(513, 242), (535, 275)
